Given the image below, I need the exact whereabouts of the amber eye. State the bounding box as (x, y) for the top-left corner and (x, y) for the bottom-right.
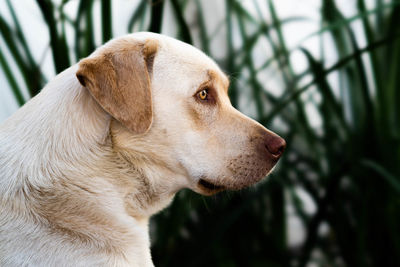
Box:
(198, 89), (208, 100)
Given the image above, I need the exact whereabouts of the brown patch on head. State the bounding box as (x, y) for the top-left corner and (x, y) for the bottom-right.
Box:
(143, 39), (158, 76)
(207, 69), (230, 94)
(76, 38), (159, 135)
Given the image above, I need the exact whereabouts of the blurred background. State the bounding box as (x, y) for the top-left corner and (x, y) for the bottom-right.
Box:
(1, 0), (400, 266)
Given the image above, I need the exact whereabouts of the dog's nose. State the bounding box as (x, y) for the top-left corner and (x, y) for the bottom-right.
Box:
(265, 135), (286, 158)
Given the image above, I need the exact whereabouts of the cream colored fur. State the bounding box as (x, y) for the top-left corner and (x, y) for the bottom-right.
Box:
(0, 32), (284, 266)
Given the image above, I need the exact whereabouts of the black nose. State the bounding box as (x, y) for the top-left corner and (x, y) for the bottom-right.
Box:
(265, 135), (286, 158)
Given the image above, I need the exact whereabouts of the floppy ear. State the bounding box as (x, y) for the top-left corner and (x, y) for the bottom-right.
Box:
(76, 39), (158, 135)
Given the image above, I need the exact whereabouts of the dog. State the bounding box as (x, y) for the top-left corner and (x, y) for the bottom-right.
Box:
(0, 32), (285, 266)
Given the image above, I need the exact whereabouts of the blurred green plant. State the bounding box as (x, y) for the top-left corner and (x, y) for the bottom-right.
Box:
(1, 0), (399, 266)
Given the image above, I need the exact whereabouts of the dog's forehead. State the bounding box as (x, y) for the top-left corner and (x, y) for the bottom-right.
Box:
(130, 32), (228, 85)
(130, 32), (217, 64)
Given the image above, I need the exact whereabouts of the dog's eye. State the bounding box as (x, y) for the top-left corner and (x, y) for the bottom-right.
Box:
(197, 89), (208, 100)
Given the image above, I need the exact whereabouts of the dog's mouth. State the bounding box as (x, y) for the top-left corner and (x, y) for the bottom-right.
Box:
(198, 178), (225, 195)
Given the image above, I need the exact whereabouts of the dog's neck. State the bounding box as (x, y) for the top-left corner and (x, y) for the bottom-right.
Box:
(0, 66), (182, 249)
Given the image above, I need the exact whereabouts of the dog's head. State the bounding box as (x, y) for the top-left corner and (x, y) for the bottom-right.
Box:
(76, 33), (285, 196)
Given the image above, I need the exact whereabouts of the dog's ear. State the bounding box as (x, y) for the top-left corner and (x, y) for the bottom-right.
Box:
(76, 39), (158, 135)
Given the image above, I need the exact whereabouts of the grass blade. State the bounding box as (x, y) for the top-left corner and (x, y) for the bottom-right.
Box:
(0, 17), (30, 94)
(170, 0), (192, 44)
(361, 159), (400, 193)
(225, 0), (238, 108)
(0, 48), (25, 105)
(194, 0), (210, 54)
(148, 0), (165, 33)
(384, 3), (400, 136)
(128, 0), (148, 33)
(74, 0), (95, 60)
(101, 0), (112, 43)
(5, 0), (37, 70)
(301, 48), (350, 139)
(36, 0), (70, 73)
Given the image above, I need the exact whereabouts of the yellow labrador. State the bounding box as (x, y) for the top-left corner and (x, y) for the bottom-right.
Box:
(0, 32), (285, 266)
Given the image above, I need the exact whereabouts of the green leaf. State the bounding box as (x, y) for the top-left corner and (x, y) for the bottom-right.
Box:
(170, 0), (192, 44)
(361, 159), (400, 193)
(74, 0), (95, 60)
(0, 48), (25, 105)
(36, 0), (70, 73)
(101, 0), (112, 43)
(128, 0), (148, 33)
(148, 0), (164, 33)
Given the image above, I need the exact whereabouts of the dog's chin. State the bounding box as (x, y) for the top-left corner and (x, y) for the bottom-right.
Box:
(196, 178), (226, 196)
(194, 169), (274, 196)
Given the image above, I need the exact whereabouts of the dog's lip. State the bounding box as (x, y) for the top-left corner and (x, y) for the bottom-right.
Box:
(198, 178), (225, 193)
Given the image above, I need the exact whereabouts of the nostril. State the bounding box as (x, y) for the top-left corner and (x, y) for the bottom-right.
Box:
(265, 136), (286, 157)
